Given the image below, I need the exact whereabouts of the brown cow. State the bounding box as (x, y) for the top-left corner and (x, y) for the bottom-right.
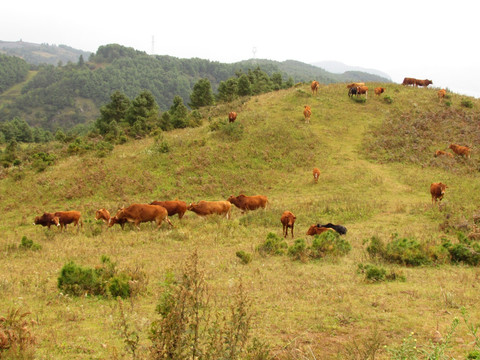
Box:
(438, 89), (447, 99)
(95, 208), (110, 224)
(280, 211), (296, 238)
(109, 204), (172, 230)
(374, 87), (385, 96)
(54, 211), (83, 231)
(187, 201), (231, 219)
(415, 79), (433, 87)
(303, 105), (312, 123)
(356, 86), (368, 99)
(228, 111), (237, 123)
(313, 168), (320, 183)
(227, 194), (268, 213)
(34, 212), (60, 229)
(430, 182), (447, 205)
(434, 150), (453, 158)
(347, 82), (365, 88)
(402, 77), (416, 86)
(311, 80), (319, 95)
(449, 144), (471, 158)
(306, 225), (334, 236)
(150, 200), (187, 219)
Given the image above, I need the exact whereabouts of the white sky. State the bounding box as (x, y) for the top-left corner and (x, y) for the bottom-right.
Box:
(2, 0), (479, 97)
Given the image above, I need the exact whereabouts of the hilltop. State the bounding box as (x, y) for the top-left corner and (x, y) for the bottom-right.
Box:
(0, 43), (391, 131)
(0, 82), (479, 359)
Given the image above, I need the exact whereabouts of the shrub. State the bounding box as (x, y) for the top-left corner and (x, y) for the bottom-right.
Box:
(256, 232), (288, 256)
(352, 97), (366, 104)
(57, 256), (144, 298)
(461, 98), (474, 108)
(288, 238), (308, 262)
(150, 251), (258, 359)
(19, 236), (41, 251)
(310, 231), (351, 258)
(365, 236), (385, 260)
(236, 250), (252, 264)
(357, 263), (406, 283)
(383, 95), (393, 104)
(443, 241), (480, 266)
(219, 121), (244, 141)
(384, 235), (431, 266)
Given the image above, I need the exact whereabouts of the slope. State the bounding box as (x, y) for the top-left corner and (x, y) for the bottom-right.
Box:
(0, 83), (479, 359)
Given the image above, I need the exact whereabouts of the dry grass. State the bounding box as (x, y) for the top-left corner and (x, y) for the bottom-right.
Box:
(1, 83), (480, 359)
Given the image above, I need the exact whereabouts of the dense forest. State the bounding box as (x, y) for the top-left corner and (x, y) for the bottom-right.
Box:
(0, 43), (390, 133)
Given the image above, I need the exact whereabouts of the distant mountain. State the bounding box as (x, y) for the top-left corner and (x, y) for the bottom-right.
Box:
(0, 40), (92, 66)
(312, 60), (391, 81)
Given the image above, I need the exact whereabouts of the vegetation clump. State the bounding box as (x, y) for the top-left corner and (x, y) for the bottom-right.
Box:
(256, 232), (288, 256)
(236, 250), (253, 264)
(357, 263), (406, 283)
(57, 256), (146, 298)
(18, 236), (41, 251)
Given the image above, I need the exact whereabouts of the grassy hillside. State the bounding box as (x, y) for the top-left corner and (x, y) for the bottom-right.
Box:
(1, 83), (479, 359)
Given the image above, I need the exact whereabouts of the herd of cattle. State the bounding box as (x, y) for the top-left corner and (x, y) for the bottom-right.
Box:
(34, 193), (348, 239)
(33, 79), (472, 238)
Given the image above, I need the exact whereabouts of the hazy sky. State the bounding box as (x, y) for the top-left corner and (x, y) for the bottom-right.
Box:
(3, 0), (479, 97)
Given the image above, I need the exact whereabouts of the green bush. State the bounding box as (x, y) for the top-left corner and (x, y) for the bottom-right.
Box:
(256, 232), (288, 256)
(288, 238), (308, 261)
(310, 231), (351, 258)
(461, 98), (474, 108)
(385, 235), (431, 266)
(365, 236), (385, 260)
(383, 95), (393, 104)
(443, 241), (480, 266)
(236, 250), (252, 264)
(19, 236), (41, 251)
(357, 263), (406, 283)
(57, 256), (142, 298)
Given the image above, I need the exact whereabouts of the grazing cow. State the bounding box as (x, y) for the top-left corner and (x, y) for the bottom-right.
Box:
(311, 80), (320, 95)
(402, 77), (416, 86)
(415, 79), (433, 87)
(348, 87), (358, 97)
(313, 168), (320, 183)
(434, 150), (453, 158)
(34, 212), (60, 229)
(347, 82), (365, 88)
(317, 222), (347, 235)
(95, 208), (111, 224)
(430, 182), (447, 205)
(374, 87), (385, 96)
(356, 86), (368, 99)
(306, 225), (334, 236)
(187, 201), (231, 219)
(228, 111), (237, 123)
(438, 89), (447, 99)
(54, 211), (82, 231)
(280, 211), (296, 238)
(449, 144), (471, 158)
(109, 204), (172, 230)
(227, 194), (268, 213)
(150, 200), (187, 219)
(303, 105), (312, 123)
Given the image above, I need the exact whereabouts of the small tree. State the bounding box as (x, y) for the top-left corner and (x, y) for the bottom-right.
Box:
(237, 74), (251, 96)
(189, 78), (214, 109)
(169, 96), (189, 129)
(217, 78), (238, 103)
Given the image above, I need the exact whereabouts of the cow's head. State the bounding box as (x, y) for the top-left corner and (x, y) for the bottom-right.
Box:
(187, 203), (196, 211)
(306, 225), (317, 236)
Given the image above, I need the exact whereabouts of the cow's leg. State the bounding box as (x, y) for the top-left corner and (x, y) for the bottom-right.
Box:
(291, 225), (294, 238)
(164, 216), (173, 227)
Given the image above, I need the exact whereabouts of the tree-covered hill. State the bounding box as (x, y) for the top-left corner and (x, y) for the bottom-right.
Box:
(0, 40), (92, 66)
(0, 43), (391, 131)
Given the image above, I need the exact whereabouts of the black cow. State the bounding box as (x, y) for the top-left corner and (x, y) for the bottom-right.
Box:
(348, 87), (358, 97)
(317, 223), (347, 235)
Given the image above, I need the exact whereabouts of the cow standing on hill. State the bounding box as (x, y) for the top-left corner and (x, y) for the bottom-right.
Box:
(109, 204), (172, 230)
(374, 87), (385, 96)
(54, 211), (83, 231)
(227, 194), (268, 213)
(150, 200), (187, 219)
(313, 168), (320, 183)
(34, 212), (60, 229)
(280, 211), (296, 238)
(449, 144), (471, 158)
(228, 111), (237, 123)
(187, 201), (231, 219)
(303, 105), (312, 123)
(430, 182), (447, 205)
(415, 79), (433, 87)
(402, 77), (416, 86)
(311, 81), (319, 95)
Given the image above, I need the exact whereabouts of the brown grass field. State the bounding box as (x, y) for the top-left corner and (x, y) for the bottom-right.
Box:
(1, 82), (480, 359)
